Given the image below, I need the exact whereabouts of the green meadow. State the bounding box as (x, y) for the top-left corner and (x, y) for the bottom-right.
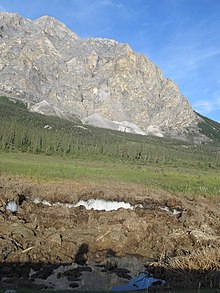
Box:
(0, 151), (219, 196)
(0, 96), (219, 196)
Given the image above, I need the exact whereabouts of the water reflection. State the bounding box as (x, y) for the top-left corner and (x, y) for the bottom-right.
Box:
(163, 289), (217, 293)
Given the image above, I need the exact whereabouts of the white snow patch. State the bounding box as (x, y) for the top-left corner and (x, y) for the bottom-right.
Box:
(74, 125), (88, 130)
(5, 201), (17, 213)
(159, 206), (182, 215)
(30, 197), (142, 211)
(74, 199), (134, 211)
(32, 198), (52, 206)
(44, 124), (52, 129)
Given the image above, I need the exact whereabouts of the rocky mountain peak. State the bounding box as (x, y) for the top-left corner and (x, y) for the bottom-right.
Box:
(0, 12), (34, 38)
(34, 15), (79, 40)
(0, 12), (199, 137)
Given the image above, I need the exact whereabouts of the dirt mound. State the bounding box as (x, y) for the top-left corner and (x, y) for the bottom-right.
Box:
(0, 176), (219, 289)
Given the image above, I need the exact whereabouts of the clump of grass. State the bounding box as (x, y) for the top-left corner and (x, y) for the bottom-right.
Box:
(150, 247), (220, 289)
(168, 247), (220, 271)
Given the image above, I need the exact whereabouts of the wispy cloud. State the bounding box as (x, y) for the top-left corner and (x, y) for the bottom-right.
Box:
(193, 101), (215, 114)
(68, 0), (124, 20)
(193, 98), (220, 115)
(65, 0), (129, 38)
(144, 15), (220, 82)
(100, 0), (123, 8)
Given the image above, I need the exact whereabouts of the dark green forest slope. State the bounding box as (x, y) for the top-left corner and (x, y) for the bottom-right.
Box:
(0, 96), (219, 169)
(197, 112), (220, 142)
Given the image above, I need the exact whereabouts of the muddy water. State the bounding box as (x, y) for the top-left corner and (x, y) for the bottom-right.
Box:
(166, 289), (217, 293)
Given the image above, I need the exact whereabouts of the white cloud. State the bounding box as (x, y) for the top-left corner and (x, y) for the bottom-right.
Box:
(193, 99), (220, 115)
(100, 0), (123, 8)
(100, 0), (114, 6)
(143, 15), (220, 83)
(193, 101), (214, 114)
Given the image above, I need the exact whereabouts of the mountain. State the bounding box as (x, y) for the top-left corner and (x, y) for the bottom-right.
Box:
(0, 12), (215, 141)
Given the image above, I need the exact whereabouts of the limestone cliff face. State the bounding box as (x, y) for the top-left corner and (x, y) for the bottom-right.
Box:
(0, 12), (198, 133)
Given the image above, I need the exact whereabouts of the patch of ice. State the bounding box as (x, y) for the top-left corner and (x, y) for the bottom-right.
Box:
(32, 198), (41, 204)
(53, 202), (75, 208)
(44, 124), (52, 129)
(74, 199), (134, 211)
(5, 201), (17, 213)
(41, 200), (52, 206)
(32, 198), (52, 206)
(159, 206), (182, 215)
(74, 125), (88, 130)
(30, 197), (142, 211)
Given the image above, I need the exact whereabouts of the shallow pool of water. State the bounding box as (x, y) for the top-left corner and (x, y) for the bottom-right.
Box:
(163, 289), (217, 293)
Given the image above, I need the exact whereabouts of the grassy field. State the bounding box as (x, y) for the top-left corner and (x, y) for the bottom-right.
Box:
(0, 96), (219, 197)
(0, 151), (219, 196)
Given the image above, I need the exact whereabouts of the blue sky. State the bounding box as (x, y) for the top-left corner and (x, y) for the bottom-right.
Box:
(0, 0), (220, 122)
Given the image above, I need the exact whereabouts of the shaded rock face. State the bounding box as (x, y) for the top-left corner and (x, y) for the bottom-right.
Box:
(0, 12), (198, 134)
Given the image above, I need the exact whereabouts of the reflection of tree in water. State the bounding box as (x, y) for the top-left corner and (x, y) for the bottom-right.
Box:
(74, 243), (89, 266)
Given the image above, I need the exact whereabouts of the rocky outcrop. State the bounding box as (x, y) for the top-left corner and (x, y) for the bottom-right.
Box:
(0, 12), (199, 135)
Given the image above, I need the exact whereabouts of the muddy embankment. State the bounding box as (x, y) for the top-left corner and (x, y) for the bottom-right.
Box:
(0, 176), (219, 290)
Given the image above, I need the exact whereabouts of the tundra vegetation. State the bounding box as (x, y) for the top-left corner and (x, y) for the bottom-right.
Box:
(0, 96), (220, 292)
(0, 96), (219, 195)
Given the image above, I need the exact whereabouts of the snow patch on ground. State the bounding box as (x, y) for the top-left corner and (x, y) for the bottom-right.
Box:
(44, 124), (52, 129)
(75, 199), (137, 211)
(32, 198), (75, 208)
(31, 198), (142, 211)
(5, 201), (17, 212)
(159, 206), (182, 215)
(29, 198), (182, 214)
(74, 125), (88, 130)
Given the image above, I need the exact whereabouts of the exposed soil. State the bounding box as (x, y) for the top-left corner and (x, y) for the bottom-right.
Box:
(0, 175), (219, 290)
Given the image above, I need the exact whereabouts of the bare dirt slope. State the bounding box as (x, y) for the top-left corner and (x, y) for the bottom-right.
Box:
(0, 176), (219, 289)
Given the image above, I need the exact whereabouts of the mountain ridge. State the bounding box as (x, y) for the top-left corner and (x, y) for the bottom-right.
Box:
(0, 12), (214, 141)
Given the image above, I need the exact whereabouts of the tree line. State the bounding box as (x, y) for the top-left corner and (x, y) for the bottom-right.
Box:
(0, 96), (219, 168)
